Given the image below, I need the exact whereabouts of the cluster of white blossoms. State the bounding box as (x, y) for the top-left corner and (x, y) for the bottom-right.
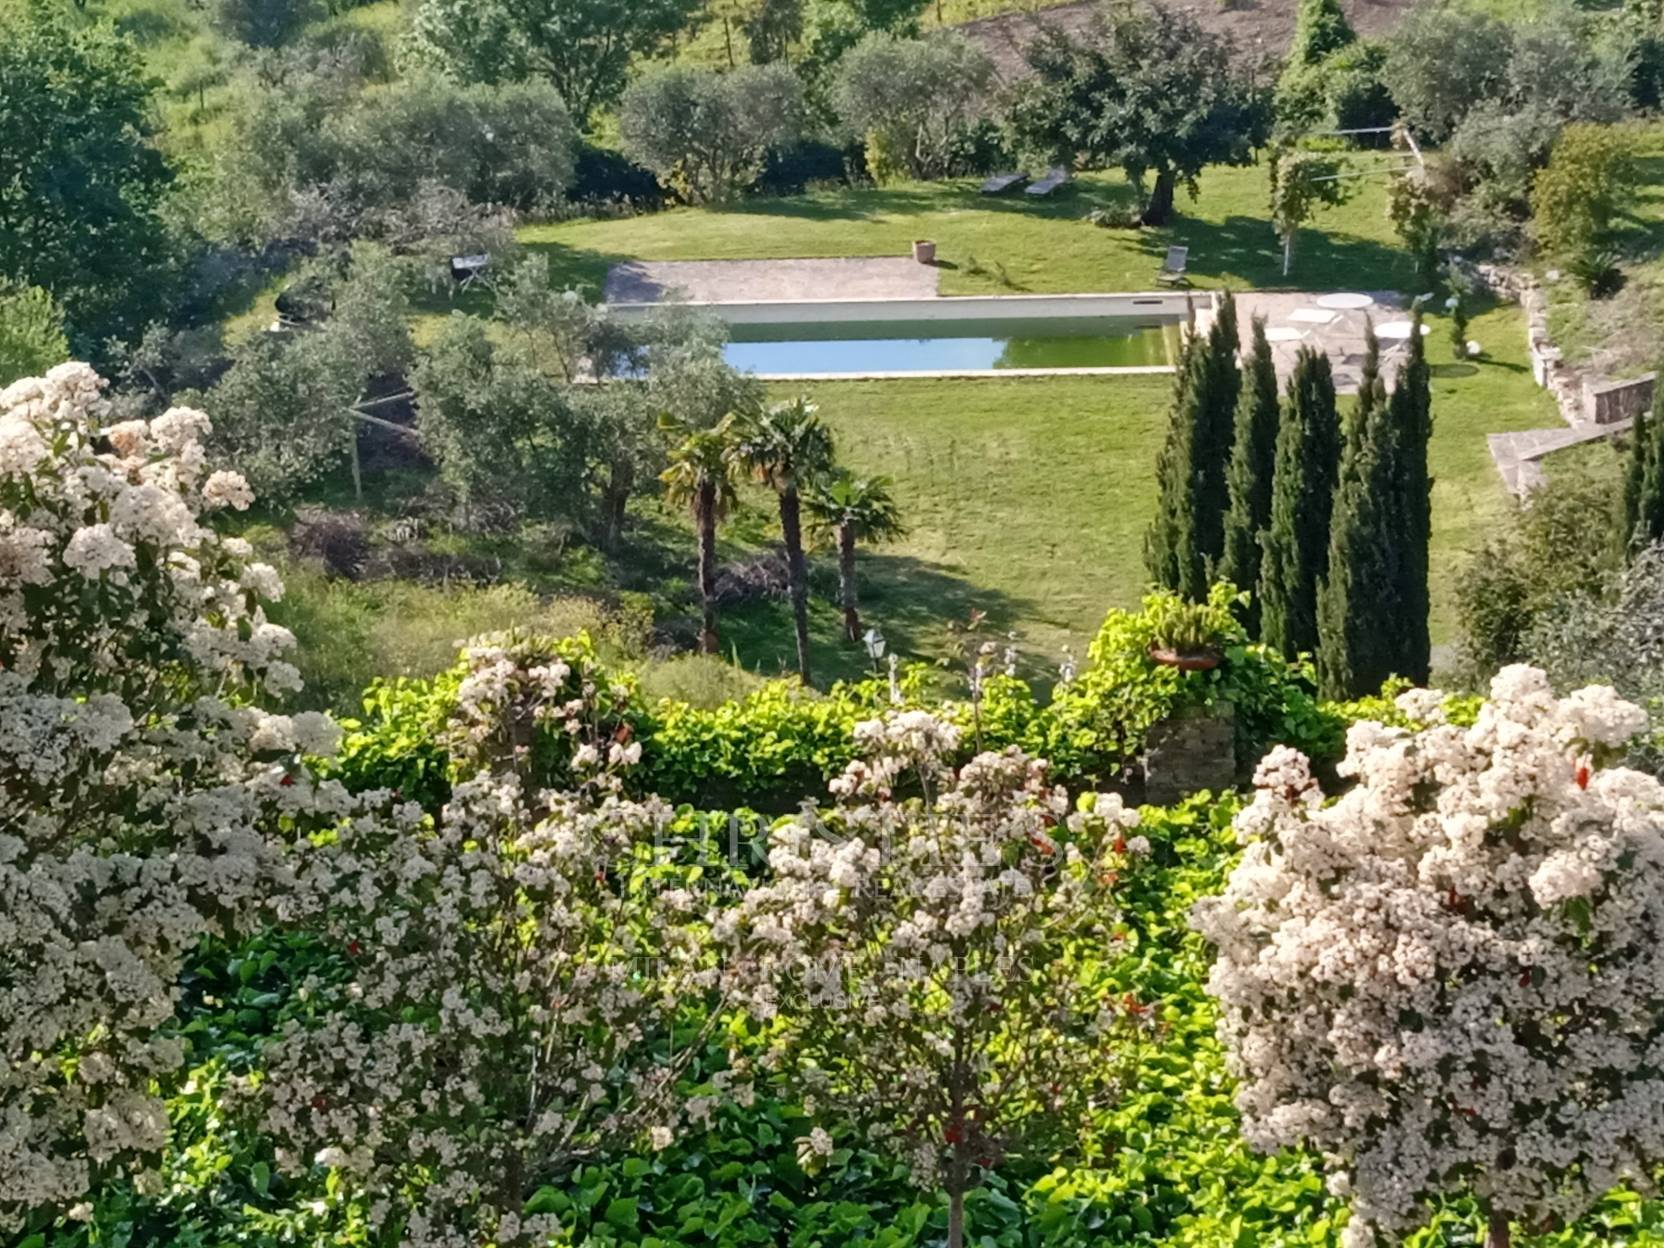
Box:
(717, 710), (1155, 1213)
(258, 636), (731, 1248)
(0, 365), (390, 1226)
(1193, 667), (1664, 1246)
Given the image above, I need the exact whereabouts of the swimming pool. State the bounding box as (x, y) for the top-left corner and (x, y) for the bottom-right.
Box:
(724, 315), (1176, 375)
(608, 293), (1198, 379)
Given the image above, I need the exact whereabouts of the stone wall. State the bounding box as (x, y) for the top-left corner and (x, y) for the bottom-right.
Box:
(1585, 373), (1656, 426)
(1143, 702), (1235, 806)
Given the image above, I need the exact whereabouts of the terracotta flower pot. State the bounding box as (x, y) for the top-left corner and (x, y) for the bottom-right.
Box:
(1147, 645), (1222, 672)
(912, 239), (937, 265)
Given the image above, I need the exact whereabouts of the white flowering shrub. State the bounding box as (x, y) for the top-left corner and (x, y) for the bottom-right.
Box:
(0, 364), (381, 1226)
(1194, 666), (1664, 1248)
(718, 710), (1156, 1248)
(259, 635), (732, 1248)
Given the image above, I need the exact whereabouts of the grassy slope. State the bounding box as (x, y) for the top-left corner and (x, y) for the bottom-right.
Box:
(1545, 123), (1664, 379)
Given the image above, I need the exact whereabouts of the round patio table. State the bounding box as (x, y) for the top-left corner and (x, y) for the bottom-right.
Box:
(1376, 321), (1431, 340)
(1264, 326), (1305, 343)
(1317, 292), (1375, 311)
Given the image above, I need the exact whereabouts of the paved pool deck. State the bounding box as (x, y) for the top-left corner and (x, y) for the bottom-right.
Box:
(604, 257), (941, 304)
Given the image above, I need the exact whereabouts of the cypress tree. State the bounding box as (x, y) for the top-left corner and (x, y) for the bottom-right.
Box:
(1316, 327), (1399, 699)
(1621, 377), (1664, 554)
(1286, 0), (1356, 71)
(1145, 291), (1242, 598)
(1260, 346), (1342, 660)
(1387, 313), (1434, 684)
(1219, 315), (1281, 633)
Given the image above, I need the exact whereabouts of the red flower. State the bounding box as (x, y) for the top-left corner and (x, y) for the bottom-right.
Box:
(944, 1123), (964, 1145)
(279, 774), (294, 787)
(1113, 835), (1127, 854)
(1576, 763), (1591, 790)
(1028, 834), (1054, 856)
(347, 940), (362, 957)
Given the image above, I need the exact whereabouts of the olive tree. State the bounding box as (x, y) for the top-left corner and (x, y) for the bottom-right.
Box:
(1006, 0), (1270, 225)
(829, 31), (994, 182)
(619, 62), (807, 202)
(208, 0), (322, 47)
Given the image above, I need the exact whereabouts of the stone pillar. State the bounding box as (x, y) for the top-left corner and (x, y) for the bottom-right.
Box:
(1143, 701), (1236, 806)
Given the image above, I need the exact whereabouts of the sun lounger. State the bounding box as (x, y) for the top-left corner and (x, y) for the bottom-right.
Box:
(1024, 167), (1070, 197)
(1156, 245), (1190, 287)
(980, 172), (1027, 195)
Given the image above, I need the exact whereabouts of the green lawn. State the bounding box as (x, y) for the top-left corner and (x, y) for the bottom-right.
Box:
(708, 302), (1560, 686)
(515, 167), (1416, 302)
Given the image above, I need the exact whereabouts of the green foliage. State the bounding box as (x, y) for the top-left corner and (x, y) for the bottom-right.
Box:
(0, 280), (67, 386)
(1387, 313), (1435, 686)
(1456, 456), (1620, 678)
(1006, 4), (1271, 225)
(619, 62), (807, 203)
(1384, 2), (1514, 141)
(1268, 145), (1355, 276)
(1317, 329), (1400, 700)
(194, 249), (415, 500)
(1533, 123), (1641, 267)
(1274, 0), (1362, 132)
(830, 32), (995, 182)
(1046, 586), (1340, 782)
(402, 0), (702, 124)
(1260, 347), (1342, 661)
(1146, 294), (1241, 599)
(0, 0), (175, 350)
(208, 0), (323, 48)
(203, 72), (576, 247)
(1619, 374), (1664, 554)
(1218, 317), (1280, 636)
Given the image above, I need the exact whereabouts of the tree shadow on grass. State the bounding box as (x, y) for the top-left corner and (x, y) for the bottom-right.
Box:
(1154, 213), (1415, 292)
(718, 550), (1031, 689)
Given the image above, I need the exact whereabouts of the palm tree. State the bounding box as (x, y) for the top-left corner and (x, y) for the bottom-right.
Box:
(806, 470), (904, 644)
(730, 398), (837, 684)
(660, 414), (741, 656)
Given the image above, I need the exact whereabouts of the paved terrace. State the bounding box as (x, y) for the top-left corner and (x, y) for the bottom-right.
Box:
(604, 257), (940, 304)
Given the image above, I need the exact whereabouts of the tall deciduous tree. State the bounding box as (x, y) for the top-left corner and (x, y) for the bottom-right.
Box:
(1006, 1), (1270, 225)
(731, 398), (837, 684)
(1146, 293), (1241, 599)
(806, 470), (904, 642)
(1316, 327), (1399, 699)
(0, 1), (174, 350)
(661, 415), (743, 656)
(1260, 346), (1342, 660)
(1219, 316), (1281, 632)
(403, 0), (702, 125)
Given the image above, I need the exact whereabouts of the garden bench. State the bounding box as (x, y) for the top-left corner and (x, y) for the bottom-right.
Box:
(1024, 167), (1070, 197)
(980, 172), (1027, 195)
(1155, 245), (1190, 286)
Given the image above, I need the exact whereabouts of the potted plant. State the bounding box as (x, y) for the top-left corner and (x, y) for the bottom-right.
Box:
(1146, 597), (1226, 671)
(912, 239), (937, 265)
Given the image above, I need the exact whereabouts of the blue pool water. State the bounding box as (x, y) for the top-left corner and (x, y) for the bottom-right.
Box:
(722, 315), (1177, 375)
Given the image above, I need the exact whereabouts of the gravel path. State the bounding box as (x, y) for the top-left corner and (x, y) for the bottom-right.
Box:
(604, 257), (941, 304)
